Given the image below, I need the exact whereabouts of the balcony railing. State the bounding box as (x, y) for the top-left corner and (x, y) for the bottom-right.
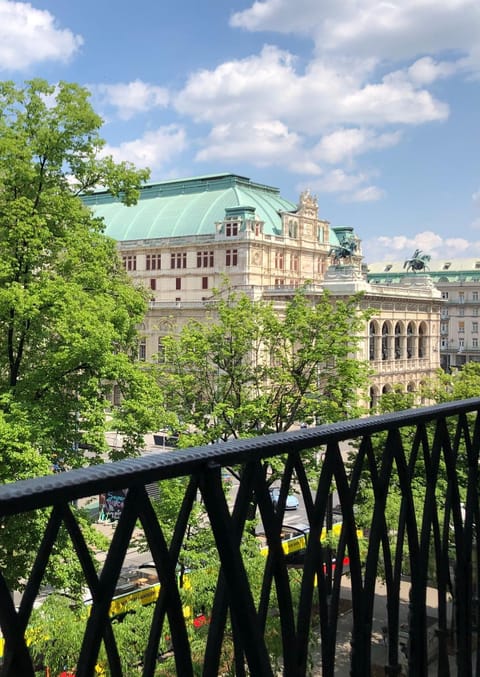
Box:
(0, 399), (479, 676)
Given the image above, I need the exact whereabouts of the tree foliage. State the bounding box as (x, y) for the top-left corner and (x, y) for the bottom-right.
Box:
(158, 285), (372, 445)
(0, 79), (169, 590)
(0, 79), (165, 465)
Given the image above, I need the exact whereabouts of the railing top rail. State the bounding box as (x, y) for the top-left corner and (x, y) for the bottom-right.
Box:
(1, 397), (479, 516)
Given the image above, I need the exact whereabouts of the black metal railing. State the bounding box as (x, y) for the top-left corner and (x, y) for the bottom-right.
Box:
(0, 398), (479, 676)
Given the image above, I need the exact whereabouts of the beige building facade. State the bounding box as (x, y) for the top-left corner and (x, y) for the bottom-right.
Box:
(83, 174), (442, 408)
(368, 259), (480, 372)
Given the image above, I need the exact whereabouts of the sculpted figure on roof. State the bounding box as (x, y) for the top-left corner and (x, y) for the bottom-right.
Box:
(297, 189), (318, 219)
(403, 249), (431, 272)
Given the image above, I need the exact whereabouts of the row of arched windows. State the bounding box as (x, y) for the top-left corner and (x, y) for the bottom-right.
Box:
(369, 320), (428, 361)
(369, 382), (426, 409)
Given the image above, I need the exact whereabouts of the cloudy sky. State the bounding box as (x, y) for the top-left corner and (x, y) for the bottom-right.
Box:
(1, 0), (480, 262)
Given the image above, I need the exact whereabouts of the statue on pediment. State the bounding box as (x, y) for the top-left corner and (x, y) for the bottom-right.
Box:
(403, 249), (430, 273)
(329, 234), (358, 264)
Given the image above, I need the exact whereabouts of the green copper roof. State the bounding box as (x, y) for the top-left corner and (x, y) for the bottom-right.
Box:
(82, 173), (297, 241)
(367, 259), (480, 283)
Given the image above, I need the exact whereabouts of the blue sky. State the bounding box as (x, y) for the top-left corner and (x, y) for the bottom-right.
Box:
(1, 0), (480, 262)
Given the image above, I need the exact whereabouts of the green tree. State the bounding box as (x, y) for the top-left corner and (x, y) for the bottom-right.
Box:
(159, 285), (372, 445)
(0, 78), (165, 464)
(0, 79), (169, 591)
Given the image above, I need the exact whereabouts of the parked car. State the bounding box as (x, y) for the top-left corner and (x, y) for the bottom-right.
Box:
(269, 487), (299, 510)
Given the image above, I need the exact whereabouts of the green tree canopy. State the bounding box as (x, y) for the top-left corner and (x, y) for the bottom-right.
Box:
(159, 285), (372, 445)
(0, 79), (171, 591)
(0, 79), (167, 464)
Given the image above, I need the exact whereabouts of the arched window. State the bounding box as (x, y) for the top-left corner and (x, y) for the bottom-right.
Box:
(369, 321), (378, 361)
(407, 322), (415, 359)
(382, 322), (390, 360)
(395, 322), (402, 359)
(418, 322), (427, 358)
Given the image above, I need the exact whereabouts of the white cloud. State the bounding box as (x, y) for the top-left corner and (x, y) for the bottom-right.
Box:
(313, 128), (401, 164)
(102, 126), (187, 172)
(0, 1), (82, 70)
(175, 45), (297, 124)
(347, 185), (385, 202)
(304, 169), (384, 202)
(472, 188), (480, 205)
(196, 120), (303, 166)
(91, 80), (170, 120)
(408, 57), (458, 85)
(231, 0), (480, 72)
(363, 230), (480, 262)
(176, 46), (448, 133)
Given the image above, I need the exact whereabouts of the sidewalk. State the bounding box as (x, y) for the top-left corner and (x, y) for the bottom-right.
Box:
(311, 578), (459, 675)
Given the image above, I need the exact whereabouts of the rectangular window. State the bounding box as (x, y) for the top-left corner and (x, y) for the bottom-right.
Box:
(202, 276), (208, 290)
(157, 338), (166, 363)
(290, 254), (299, 272)
(146, 254), (161, 271)
(459, 321), (465, 333)
(123, 255), (137, 271)
(474, 308), (479, 316)
(176, 277), (181, 290)
(441, 308), (449, 318)
(226, 249), (238, 266)
(441, 323), (448, 334)
(474, 338), (479, 348)
(274, 250), (284, 270)
(150, 279), (156, 290)
(138, 339), (146, 362)
(473, 291), (479, 301)
(225, 222), (239, 237)
(459, 307), (465, 316)
(197, 251), (214, 268)
(441, 291), (449, 299)
(459, 292), (465, 303)
(441, 338), (448, 349)
(171, 252), (187, 269)
(473, 322), (478, 333)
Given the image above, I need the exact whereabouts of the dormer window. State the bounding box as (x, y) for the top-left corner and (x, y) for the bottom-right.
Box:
(384, 264), (392, 272)
(443, 262), (451, 270)
(225, 222), (239, 237)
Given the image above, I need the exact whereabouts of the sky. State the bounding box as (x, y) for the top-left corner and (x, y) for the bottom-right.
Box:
(1, 0), (480, 263)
